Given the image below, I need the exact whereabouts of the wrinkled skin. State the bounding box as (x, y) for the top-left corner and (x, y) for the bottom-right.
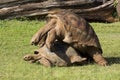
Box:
(31, 10), (107, 66)
(31, 18), (57, 47)
(24, 41), (87, 67)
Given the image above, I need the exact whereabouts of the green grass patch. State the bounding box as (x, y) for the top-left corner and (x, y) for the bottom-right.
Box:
(0, 20), (120, 80)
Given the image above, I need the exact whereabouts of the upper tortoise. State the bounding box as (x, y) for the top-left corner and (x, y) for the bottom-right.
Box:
(31, 10), (108, 66)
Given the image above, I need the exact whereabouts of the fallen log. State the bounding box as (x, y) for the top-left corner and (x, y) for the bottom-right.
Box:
(0, 0), (118, 22)
(116, 0), (120, 17)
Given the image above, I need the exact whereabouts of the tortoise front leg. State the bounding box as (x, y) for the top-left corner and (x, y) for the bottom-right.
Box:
(23, 54), (36, 63)
(31, 26), (46, 45)
(46, 29), (57, 52)
(38, 57), (52, 67)
(31, 19), (56, 46)
(70, 56), (87, 63)
(23, 53), (42, 63)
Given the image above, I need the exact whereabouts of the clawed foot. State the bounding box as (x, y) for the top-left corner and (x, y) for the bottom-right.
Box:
(71, 56), (87, 63)
(93, 53), (108, 66)
(23, 54), (36, 63)
(23, 54), (33, 61)
(97, 60), (108, 66)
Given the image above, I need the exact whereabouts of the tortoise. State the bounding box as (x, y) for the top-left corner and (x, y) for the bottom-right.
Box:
(24, 41), (87, 67)
(31, 10), (107, 66)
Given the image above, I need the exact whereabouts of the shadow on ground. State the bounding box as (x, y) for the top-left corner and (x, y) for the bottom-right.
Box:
(106, 57), (120, 65)
(72, 57), (120, 66)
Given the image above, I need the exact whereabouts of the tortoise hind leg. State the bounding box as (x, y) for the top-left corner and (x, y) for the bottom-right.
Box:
(92, 52), (108, 66)
(86, 47), (108, 66)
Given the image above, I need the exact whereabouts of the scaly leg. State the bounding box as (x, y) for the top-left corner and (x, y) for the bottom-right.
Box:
(46, 29), (57, 52)
(31, 19), (56, 46)
(38, 57), (52, 67)
(86, 47), (108, 66)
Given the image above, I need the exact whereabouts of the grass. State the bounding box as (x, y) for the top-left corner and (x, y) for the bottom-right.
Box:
(0, 20), (120, 80)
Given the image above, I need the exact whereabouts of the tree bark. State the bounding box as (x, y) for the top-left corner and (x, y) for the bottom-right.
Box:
(0, 0), (117, 22)
(116, 0), (120, 17)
